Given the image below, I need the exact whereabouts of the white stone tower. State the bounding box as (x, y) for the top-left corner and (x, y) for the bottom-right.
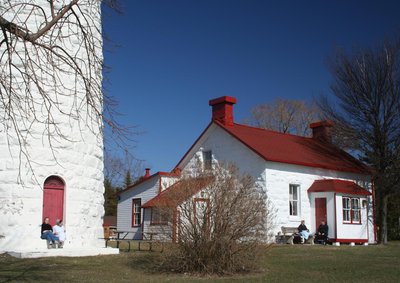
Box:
(0, 0), (117, 257)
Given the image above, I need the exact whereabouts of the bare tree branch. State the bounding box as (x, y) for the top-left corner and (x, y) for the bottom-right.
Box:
(319, 37), (400, 244)
(0, 0), (131, 182)
(245, 98), (321, 136)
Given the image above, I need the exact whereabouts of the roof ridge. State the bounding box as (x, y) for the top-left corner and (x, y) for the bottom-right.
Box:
(232, 122), (313, 139)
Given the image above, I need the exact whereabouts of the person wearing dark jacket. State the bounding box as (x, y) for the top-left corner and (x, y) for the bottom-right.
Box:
(297, 220), (310, 243)
(41, 217), (59, 248)
(315, 220), (329, 244)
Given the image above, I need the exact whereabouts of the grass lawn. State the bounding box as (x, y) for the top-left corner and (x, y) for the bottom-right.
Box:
(1, 242), (399, 283)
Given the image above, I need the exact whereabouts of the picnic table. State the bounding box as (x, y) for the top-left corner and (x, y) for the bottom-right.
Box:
(105, 231), (163, 252)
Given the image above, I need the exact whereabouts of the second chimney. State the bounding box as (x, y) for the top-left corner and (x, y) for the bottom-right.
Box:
(209, 96), (237, 126)
(310, 120), (333, 142)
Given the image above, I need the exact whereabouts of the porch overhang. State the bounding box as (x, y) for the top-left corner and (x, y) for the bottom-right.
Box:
(308, 179), (371, 196)
(142, 176), (213, 208)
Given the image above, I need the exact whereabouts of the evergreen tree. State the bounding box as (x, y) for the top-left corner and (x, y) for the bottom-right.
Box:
(124, 170), (133, 188)
(104, 177), (117, 216)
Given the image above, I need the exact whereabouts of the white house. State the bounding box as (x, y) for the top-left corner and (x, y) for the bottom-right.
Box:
(118, 96), (376, 245)
(117, 169), (181, 240)
(0, 1), (118, 257)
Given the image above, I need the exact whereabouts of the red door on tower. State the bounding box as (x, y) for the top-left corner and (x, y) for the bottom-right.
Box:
(315, 197), (327, 230)
(43, 176), (65, 226)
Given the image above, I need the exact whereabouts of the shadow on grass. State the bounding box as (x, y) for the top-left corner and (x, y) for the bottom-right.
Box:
(0, 253), (76, 283)
(125, 251), (164, 275)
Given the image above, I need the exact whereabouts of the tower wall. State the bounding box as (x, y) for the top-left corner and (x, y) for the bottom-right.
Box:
(0, 0), (107, 254)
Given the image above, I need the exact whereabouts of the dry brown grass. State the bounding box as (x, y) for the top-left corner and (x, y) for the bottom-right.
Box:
(1, 241), (399, 282)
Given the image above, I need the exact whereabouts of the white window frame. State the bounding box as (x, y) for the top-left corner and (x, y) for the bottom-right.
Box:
(351, 198), (361, 224)
(289, 184), (300, 216)
(342, 197), (361, 224)
(343, 197), (351, 222)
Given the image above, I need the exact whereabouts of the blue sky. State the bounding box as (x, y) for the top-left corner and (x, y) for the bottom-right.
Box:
(102, 0), (400, 174)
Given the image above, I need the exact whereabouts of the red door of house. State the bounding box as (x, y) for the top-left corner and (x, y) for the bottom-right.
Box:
(43, 176), (65, 226)
(315, 197), (327, 230)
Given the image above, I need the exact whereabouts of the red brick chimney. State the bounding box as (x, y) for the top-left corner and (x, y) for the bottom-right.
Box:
(144, 168), (150, 178)
(209, 96), (237, 126)
(310, 120), (333, 142)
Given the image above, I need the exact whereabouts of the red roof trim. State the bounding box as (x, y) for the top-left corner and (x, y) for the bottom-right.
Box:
(310, 120), (333, 129)
(329, 238), (368, 243)
(142, 177), (212, 208)
(158, 171), (180, 177)
(307, 179), (371, 196)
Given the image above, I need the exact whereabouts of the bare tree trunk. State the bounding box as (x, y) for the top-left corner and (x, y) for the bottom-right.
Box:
(377, 190), (389, 244)
(381, 195), (389, 244)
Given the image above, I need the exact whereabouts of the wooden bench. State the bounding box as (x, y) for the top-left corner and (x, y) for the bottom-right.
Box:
(276, 226), (314, 245)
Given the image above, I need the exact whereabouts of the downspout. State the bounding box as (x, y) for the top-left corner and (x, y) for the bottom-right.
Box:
(141, 208), (145, 240)
(334, 193), (337, 241)
(371, 179), (377, 243)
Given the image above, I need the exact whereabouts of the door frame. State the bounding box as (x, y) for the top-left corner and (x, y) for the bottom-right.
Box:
(43, 176), (65, 226)
(315, 197), (327, 231)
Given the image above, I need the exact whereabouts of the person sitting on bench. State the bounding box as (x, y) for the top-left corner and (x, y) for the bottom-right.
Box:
(41, 217), (59, 248)
(315, 220), (329, 244)
(53, 219), (66, 248)
(297, 220), (310, 244)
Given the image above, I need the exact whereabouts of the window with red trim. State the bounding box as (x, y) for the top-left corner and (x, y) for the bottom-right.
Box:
(343, 197), (360, 224)
(150, 208), (169, 225)
(132, 198), (141, 227)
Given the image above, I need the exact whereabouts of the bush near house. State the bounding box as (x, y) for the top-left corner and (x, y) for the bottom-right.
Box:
(154, 163), (274, 275)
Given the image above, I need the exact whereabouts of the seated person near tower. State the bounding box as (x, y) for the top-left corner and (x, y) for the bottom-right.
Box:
(53, 219), (66, 248)
(41, 217), (59, 248)
(297, 220), (310, 243)
(315, 220), (329, 244)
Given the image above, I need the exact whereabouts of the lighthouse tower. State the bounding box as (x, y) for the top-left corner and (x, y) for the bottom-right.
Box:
(0, 1), (118, 257)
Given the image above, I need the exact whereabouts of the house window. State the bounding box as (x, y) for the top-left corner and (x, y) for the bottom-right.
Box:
(343, 197), (361, 224)
(132, 198), (141, 227)
(289, 184), (300, 216)
(343, 197), (351, 222)
(202, 150), (212, 170)
(150, 208), (169, 225)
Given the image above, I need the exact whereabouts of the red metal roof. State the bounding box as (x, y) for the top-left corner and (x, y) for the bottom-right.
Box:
(308, 179), (371, 195)
(142, 177), (212, 208)
(215, 121), (371, 174)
